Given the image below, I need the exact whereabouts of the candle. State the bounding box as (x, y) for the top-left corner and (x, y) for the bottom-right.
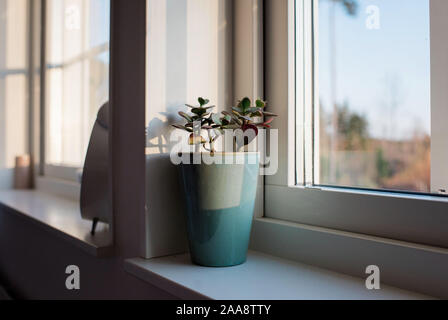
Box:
(13, 155), (32, 190)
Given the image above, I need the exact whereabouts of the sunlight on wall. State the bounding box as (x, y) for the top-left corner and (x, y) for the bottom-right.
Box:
(0, 0), (28, 189)
(146, 0), (232, 155)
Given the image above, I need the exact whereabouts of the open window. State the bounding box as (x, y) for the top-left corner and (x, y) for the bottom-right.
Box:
(265, 0), (448, 248)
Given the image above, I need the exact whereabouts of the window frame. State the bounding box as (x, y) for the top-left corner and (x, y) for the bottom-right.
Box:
(264, 0), (448, 249)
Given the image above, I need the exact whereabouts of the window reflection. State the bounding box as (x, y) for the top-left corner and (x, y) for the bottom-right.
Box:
(46, 0), (110, 167)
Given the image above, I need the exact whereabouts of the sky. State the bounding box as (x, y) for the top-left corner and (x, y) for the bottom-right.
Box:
(89, 0), (110, 49)
(318, 0), (431, 140)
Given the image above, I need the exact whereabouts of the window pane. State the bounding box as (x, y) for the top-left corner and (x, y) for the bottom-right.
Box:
(0, 0), (28, 189)
(314, 0), (432, 194)
(45, 0), (110, 167)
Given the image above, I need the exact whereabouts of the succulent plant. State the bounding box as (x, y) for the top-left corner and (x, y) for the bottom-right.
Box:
(228, 97), (278, 148)
(172, 97), (277, 154)
(172, 97), (222, 153)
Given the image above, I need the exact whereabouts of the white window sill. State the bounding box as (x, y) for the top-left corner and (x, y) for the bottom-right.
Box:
(124, 251), (432, 300)
(0, 190), (113, 257)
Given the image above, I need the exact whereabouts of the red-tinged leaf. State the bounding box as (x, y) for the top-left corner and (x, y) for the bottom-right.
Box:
(264, 118), (275, 125)
(242, 124), (259, 136)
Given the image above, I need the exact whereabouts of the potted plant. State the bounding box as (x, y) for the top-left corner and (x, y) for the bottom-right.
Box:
(172, 97), (277, 267)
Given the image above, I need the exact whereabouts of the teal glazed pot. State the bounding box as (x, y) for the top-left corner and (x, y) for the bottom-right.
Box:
(178, 152), (260, 267)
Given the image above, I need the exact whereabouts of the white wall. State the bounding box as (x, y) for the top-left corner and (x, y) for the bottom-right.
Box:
(430, 0), (448, 194)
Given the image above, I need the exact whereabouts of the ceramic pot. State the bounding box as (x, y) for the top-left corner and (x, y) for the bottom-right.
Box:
(178, 152), (259, 267)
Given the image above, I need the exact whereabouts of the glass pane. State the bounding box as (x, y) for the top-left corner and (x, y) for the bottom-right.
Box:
(0, 0), (28, 189)
(315, 0), (432, 194)
(88, 0), (110, 49)
(45, 0), (110, 167)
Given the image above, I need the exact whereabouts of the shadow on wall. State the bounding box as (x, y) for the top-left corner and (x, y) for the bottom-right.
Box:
(146, 106), (184, 154)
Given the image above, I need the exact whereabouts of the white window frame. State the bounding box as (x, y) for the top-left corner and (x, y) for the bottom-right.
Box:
(262, 0), (448, 249)
(249, 1), (448, 299)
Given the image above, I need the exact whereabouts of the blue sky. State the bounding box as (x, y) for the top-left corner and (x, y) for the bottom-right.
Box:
(318, 0), (431, 140)
(89, 0), (110, 49)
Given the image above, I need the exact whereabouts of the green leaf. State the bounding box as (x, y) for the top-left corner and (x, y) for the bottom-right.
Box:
(211, 114), (222, 126)
(256, 99), (266, 108)
(246, 107), (262, 114)
(198, 97), (210, 107)
(251, 111), (264, 117)
(262, 111), (278, 117)
(240, 97), (251, 111)
(223, 115), (232, 123)
(238, 115), (252, 122)
(232, 107), (244, 114)
(223, 111), (242, 124)
(178, 111), (193, 122)
(172, 124), (193, 132)
(191, 108), (207, 116)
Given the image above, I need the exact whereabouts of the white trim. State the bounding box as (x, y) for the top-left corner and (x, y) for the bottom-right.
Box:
(264, 0), (296, 187)
(430, 0), (448, 194)
(36, 175), (80, 201)
(265, 184), (448, 248)
(44, 164), (81, 182)
(125, 251), (431, 300)
(36, 164), (81, 201)
(250, 217), (448, 299)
